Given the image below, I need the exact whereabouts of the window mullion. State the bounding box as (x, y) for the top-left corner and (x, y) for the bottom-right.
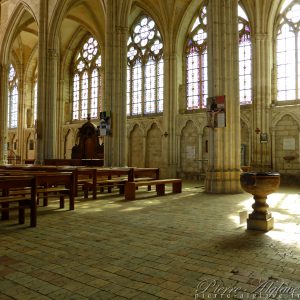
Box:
(142, 63), (145, 116)
(88, 70), (91, 115)
(296, 33), (299, 100)
(155, 60), (158, 114)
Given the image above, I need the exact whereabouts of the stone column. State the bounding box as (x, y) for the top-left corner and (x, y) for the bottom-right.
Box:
(35, 0), (57, 163)
(271, 127), (276, 170)
(252, 33), (272, 170)
(205, 0), (241, 193)
(0, 64), (8, 164)
(104, 0), (128, 167)
(142, 134), (147, 167)
(163, 52), (178, 177)
(198, 133), (203, 172)
(35, 0), (48, 164)
(44, 48), (58, 159)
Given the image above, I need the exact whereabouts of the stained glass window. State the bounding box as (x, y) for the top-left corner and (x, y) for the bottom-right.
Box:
(72, 36), (102, 120)
(127, 15), (164, 116)
(8, 64), (18, 128)
(186, 2), (208, 110)
(276, 1), (300, 101)
(238, 5), (252, 104)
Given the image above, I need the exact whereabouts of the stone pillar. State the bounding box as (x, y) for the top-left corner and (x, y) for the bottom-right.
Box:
(205, 0), (241, 193)
(252, 33), (272, 170)
(36, 0), (57, 163)
(271, 128), (276, 170)
(44, 48), (58, 159)
(104, 0), (128, 167)
(142, 134), (147, 167)
(35, 0), (48, 164)
(198, 133), (203, 172)
(0, 64), (8, 164)
(163, 52), (178, 177)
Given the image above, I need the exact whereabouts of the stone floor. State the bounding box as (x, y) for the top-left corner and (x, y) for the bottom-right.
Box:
(1, 181), (300, 300)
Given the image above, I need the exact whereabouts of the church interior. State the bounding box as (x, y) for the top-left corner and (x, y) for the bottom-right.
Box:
(1, 0), (300, 299)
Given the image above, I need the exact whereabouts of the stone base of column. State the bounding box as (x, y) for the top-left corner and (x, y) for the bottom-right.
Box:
(205, 169), (242, 193)
(247, 216), (274, 232)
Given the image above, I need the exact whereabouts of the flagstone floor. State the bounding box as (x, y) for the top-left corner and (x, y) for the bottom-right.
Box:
(1, 181), (300, 299)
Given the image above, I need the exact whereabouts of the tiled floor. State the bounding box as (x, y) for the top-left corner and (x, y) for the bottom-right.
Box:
(1, 182), (300, 299)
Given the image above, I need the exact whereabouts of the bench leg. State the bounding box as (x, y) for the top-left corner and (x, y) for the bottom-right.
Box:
(30, 200), (37, 227)
(18, 201), (25, 224)
(69, 194), (75, 210)
(173, 182), (182, 193)
(156, 184), (165, 196)
(125, 183), (136, 200)
(92, 187), (97, 199)
(119, 185), (125, 195)
(43, 193), (48, 206)
(59, 195), (65, 209)
(83, 186), (89, 198)
(1, 203), (9, 220)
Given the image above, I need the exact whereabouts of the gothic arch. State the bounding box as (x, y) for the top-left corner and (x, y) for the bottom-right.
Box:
(0, 2), (37, 65)
(129, 1), (167, 43)
(267, 0), (285, 33)
(273, 112), (300, 129)
(145, 121), (163, 136)
(48, 0), (106, 51)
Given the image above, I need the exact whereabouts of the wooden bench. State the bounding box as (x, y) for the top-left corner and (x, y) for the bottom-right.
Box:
(124, 178), (182, 200)
(0, 176), (37, 227)
(77, 168), (97, 199)
(0, 170), (75, 210)
(96, 168), (131, 194)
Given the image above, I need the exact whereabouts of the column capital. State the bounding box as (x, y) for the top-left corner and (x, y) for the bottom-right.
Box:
(115, 26), (128, 34)
(253, 33), (269, 41)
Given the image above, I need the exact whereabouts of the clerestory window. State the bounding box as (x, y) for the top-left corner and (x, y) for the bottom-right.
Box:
(72, 36), (102, 120)
(8, 64), (18, 128)
(185, 1), (208, 110)
(276, 1), (300, 101)
(127, 15), (164, 116)
(238, 5), (252, 105)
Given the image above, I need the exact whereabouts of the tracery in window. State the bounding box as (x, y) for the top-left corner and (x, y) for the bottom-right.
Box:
(8, 64), (18, 128)
(238, 5), (252, 105)
(276, 1), (300, 101)
(127, 15), (164, 116)
(186, 2), (208, 110)
(72, 36), (102, 120)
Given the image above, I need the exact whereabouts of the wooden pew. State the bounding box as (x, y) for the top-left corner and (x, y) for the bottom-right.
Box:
(124, 178), (182, 200)
(129, 167), (160, 191)
(1, 165), (78, 203)
(35, 172), (75, 210)
(96, 168), (131, 194)
(0, 176), (37, 227)
(0, 170), (75, 210)
(128, 168), (160, 182)
(76, 168), (97, 199)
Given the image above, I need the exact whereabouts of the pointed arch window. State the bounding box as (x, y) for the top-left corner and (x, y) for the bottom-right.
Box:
(127, 15), (164, 116)
(238, 5), (252, 104)
(8, 64), (18, 128)
(276, 1), (300, 101)
(186, 2), (208, 110)
(72, 36), (102, 120)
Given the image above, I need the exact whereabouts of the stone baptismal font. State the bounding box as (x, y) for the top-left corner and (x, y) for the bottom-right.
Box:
(240, 172), (280, 232)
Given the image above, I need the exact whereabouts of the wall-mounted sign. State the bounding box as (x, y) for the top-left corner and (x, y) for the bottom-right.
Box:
(283, 137), (295, 150)
(260, 133), (268, 143)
